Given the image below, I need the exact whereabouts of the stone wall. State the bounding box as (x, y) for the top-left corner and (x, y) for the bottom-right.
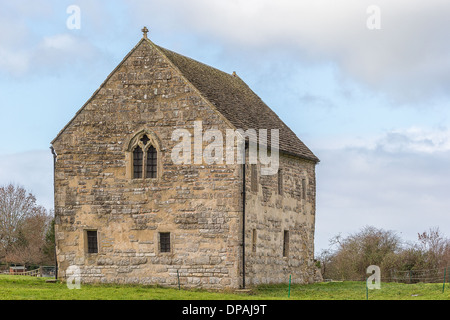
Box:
(53, 39), (242, 289)
(243, 153), (318, 286)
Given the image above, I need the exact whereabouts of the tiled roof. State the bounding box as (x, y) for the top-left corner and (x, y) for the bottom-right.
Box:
(156, 44), (319, 162)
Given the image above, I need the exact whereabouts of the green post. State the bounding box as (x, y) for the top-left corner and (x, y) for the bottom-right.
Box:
(442, 267), (447, 293)
(177, 270), (180, 290)
(288, 275), (291, 298)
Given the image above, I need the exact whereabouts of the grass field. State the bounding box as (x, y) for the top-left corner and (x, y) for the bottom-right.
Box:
(0, 275), (449, 300)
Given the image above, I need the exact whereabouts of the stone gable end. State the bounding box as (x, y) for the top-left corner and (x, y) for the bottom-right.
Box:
(53, 39), (243, 288)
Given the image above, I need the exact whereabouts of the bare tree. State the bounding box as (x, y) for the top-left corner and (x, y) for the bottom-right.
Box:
(320, 226), (402, 280)
(320, 225), (450, 282)
(0, 184), (50, 264)
(416, 227), (450, 269)
(6, 210), (52, 265)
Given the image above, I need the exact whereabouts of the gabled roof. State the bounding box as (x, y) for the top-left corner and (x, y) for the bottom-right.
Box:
(156, 44), (318, 162)
(52, 33), (319, 163)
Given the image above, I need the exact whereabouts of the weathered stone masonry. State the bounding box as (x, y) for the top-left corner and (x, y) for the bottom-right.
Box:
(51, 30), (320, 289)
(244, 155), (318, 286)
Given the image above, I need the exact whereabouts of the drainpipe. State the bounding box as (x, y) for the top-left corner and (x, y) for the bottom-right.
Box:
(241, 142), (247, 289)
(50, 146), (58, 280)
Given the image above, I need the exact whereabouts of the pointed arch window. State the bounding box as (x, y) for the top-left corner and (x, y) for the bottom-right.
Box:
(131, 134), (159, 179)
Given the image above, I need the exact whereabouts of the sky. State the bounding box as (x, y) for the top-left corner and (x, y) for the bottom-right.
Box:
(1, 0), (450, 254)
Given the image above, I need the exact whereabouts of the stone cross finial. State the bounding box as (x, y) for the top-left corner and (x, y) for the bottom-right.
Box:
(141, 26), (149, 39)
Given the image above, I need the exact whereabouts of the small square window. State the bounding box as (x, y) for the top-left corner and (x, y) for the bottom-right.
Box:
(159, 232), (171, 253)
(86, 230), (98, 254)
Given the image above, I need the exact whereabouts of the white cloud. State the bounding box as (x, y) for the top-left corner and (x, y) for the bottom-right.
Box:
(314, 126), (450, 154)
(0, 48), (31, 76)
(376, 127), (450, 153)
(42, 33), (78, 50)
(314, 129), (450, 253)
(33, 33), (100, 70)
(0, 32), (102, 77)
(130, 0), (450, 103)
(3, 1), (448, 101)
(0, 1), (103, 77)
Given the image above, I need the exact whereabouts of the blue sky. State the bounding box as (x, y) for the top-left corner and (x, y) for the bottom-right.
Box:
(1, 0), (450, 254)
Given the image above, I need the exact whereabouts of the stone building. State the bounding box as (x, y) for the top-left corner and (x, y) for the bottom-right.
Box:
(51, 28), (320, 289)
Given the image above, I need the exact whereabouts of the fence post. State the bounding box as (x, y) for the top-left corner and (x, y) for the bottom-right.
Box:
(288, 275), (291, 298)
(442, 267), (447, 293)
(446, 266), (449, 283)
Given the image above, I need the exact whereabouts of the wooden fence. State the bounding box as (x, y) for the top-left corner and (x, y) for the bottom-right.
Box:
(5, 266), (55, 277)
(10, 268), (40, 276)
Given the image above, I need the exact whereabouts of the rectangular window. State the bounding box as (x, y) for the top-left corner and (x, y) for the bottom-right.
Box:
(133, 146), (143, 179)
(251, 164), (258, 192)
(283, 230), (289, 257)
(278, 169), (283, 195)
(252, 229), (257, 253)
(87, 230), (98, 254)
(159, 232), (171, 253)
(301, 179), (307, 200)
(146, 146), (157, 178)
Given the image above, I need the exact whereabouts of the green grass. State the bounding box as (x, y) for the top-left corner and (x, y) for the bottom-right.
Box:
(0, 275), (449, 300)
(256, 281), (450, 300)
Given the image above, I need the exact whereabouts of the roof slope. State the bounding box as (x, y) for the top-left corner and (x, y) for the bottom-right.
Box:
(51, 35), (318, 162)
(156, 44), (319, 162)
